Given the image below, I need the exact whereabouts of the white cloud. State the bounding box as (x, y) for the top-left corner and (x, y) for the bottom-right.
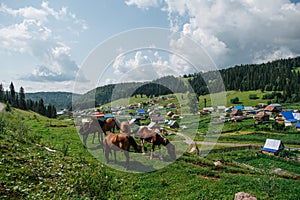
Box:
(125, 0), (162, 10)
(0, 2), (88, 82)
(126, 0), (300, 68)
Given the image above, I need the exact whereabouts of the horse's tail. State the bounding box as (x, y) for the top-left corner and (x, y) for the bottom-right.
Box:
(128, 135), (139, 152)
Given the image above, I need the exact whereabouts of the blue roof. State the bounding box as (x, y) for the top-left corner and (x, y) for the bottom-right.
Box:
(296, 123), (300, 128)
(261, 147), (278, 153)
(104, 114), (115, 119)
(137, 109), (146, 114)
(234, 105), (244, 110)
(281, 111), (297, 122)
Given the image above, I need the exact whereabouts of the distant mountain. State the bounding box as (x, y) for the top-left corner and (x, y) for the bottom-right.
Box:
(26, 92), (82, 110)
(48, 56), (300, 110)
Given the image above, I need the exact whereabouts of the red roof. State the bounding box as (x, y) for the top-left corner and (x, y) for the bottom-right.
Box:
(91, 112), (104, 118)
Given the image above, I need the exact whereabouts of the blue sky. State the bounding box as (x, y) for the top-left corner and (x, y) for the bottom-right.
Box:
(0, 0), (300, 93)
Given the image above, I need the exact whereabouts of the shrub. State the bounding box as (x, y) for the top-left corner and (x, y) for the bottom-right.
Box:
(230, 97), (240, 104)
(249, 94), (259, 100)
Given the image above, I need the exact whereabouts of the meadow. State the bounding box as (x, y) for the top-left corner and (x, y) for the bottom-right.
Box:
(1, 104), (300, 199)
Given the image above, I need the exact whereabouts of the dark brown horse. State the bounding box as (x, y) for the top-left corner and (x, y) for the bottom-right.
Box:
(103, 121), (138, 169)
(134, 126), (176, 160)
(78, 117), (119, 147)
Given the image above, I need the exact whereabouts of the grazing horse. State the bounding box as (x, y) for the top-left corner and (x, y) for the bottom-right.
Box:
(103, 121), (138, 169)
(78, 119), (103, 147)
(97, 117), (120, 134)
(79, 117), (119, 147)
(134, 126), (176, 160)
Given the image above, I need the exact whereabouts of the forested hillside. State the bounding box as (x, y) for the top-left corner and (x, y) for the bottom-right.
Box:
(188, 56), (300, 103)
(26, 92), (81, 110)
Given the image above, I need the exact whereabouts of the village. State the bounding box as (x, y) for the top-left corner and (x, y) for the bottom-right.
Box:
(71, 94), (300, 157)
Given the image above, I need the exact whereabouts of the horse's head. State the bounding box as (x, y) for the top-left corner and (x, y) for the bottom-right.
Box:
(78, 123), (88, 135)
(166, 142), (176, 160)
(120, 121), (131, 134)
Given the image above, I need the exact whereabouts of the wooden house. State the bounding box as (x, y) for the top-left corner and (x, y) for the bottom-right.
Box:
(254, 111), (269, 124)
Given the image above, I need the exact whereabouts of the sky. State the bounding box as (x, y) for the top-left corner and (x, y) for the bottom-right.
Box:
(0, 0), (300, 94)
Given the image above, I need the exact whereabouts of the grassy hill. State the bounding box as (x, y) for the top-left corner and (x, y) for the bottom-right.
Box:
(1, 107), (300, 199)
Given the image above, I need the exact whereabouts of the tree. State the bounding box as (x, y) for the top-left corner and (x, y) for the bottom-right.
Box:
(0, 84), (4, 102)
(19, 87), (27, 110)
(9, 82), (16, 106)
(37, 99), (46, 115)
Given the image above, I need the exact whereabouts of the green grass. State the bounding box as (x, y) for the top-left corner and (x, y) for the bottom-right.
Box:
(199, 90), (272, 108)
(1, 107), (300, 199)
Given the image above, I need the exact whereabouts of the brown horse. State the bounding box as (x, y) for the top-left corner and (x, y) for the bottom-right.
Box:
(97, 117), (120, 134)
(134, 126), (176, 160)
(103, 121), (138, 169)
(79, 117), (119, 147)
(78, 119), (102, 147)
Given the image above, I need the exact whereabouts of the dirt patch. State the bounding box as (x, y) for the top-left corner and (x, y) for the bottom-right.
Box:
(198, 174), (221, 181)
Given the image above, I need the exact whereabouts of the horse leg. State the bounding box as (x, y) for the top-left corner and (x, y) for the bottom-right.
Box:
(104, 147), (110, 163)
(150, 143), (155, 160)
(158, 145), (163, 160)
(141, 139), (146, 155)
(97, 131), (102, 145)
(92, 132), (96, 144)
(83, 134), (88, 148)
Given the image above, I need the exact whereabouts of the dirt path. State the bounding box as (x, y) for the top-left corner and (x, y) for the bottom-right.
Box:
(173, 131), (300, 150)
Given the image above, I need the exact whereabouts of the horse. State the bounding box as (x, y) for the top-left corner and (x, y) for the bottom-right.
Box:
(97, 117), (120, 134)
(103, 121), (138, 169)
(78, 117), (120, 147)
(78, 119), (102, 147)
(134, 126), (176, 160)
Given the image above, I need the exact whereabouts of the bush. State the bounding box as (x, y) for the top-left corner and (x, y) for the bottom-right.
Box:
(249, 94), (259, 100)
(230, 97), (240, 104)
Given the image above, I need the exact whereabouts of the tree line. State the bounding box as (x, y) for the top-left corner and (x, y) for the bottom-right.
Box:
(0, 82), (56, 118)
(188, 56), (300, 103)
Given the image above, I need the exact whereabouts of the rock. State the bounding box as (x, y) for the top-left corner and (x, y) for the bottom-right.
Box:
(234, 192), (257, 200)
(213, 161), (222, 166)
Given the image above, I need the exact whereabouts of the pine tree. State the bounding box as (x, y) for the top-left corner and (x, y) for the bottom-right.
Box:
(9, 82), (16, 106)
(0, 83), (4, 102)
(19, 87), (27, 110)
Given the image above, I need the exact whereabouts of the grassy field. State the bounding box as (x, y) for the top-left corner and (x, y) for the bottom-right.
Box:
(1, 107), (300, 199)
(199, 90), (272, 108)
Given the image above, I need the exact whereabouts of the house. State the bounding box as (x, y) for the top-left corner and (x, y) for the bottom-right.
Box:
(216, 106), (226, 113)
(295, 122), (300, 131)
(129, 116), (141, 126)
(293, 112), (300, 121)
(244, 106), (256, 114)
(275, 111), (298, 125)
(254, 111), (269, 123)
(264, 105), (279, 113)
(261, 139), (284, 155)
(166, 111), (174, 117)
(234, 105), (244, 110)
(150, 116), (165, 124)
(231, 109), (243, 117)
(167, 103), (176, 108)
(168, 120), (179, 128)
(203, 107), (214, 112)
(269, 103), (282, 112)
(136, 109), (146, 115)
